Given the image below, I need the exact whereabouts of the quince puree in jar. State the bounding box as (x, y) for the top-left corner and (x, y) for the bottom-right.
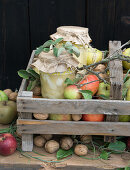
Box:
(51, 26), (103, 67)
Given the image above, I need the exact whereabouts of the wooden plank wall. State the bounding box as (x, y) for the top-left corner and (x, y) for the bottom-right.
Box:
(0, 0), (130, 90)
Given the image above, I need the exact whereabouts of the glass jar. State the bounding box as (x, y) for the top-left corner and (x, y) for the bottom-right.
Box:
(40, 69), (75, 99)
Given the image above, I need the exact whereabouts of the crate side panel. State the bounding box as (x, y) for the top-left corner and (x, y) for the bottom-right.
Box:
(17, 119), (130, 136)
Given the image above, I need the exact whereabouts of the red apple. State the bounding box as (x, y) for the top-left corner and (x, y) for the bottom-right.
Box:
(127, 137), (130, 150)
(79, 75), (99, 95)
(82, 114), (105, 122)
(0, 133), (17, 156)
(64, 85), (82, 99)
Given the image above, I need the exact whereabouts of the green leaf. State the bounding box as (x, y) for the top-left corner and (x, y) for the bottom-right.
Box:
(64, 78), (74, 85)
(124, 69), (130, 83)
(122, 87), (128, 99)
(108, 141), (126, 153)
(27, 68), (40, 79)
(35, 45), (44, 55)
(53, 47), (58, 57)
(43, 40), (53, 48)
(64, 42), (73, 49)
(57, 47), (65, 57)
(72, 46), (80, 57)
(67, 49), (73, 54)
(43, 48), (50, 53)
(18, 70), (31, 79)
(98, 94), (109, 100)
(53, 38), (63, 45)
(56, 148), (74, 160)
(79, 90), (93, 99)
(27, 80), (37, 91)
(99, 151), (111, 160)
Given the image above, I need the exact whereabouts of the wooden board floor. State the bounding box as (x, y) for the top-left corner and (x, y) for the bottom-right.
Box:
(0, 124), (130, 170)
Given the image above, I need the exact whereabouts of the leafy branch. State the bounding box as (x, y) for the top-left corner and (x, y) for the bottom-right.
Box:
(35, 38), (80, 57)
(78, 40), (130, 83)
(18, 68), (40, 91)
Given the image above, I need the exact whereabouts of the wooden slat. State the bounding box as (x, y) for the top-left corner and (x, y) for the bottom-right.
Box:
(17, 97), (130, 115)
(105, 41), (123, 142)
(17, 119), (130, 136)
(18, 50), (35, 97)
(18, 91), (33, 152)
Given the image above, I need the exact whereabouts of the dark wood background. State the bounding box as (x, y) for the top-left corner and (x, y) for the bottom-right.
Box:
(0, 0), (130, 90)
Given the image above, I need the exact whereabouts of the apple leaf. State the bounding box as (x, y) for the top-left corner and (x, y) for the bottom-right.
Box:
(27, 68), (40, 80)
(27, 80), (37, 91)
(64, 42), (73, 49)
(18, 70), (31, 79)
(53, 47), (58, 57)
(43, 48), (50, 53)
(99, 151), (111, 160)
(108, 141), (126, 153)
(79, 90), (93, 99)
(64, 78), (74, 85)
(56, 148), (74, 160)
(123, 69), (130, 83)
(43, 40), (53, 48)
(57, 47), (65, 57)
(72, 46), (80, 57)
(98, 94), (109, 100)
(122, 87), (128, 99)
(53, 38), (63, 45)
(35, 45), (44, 55)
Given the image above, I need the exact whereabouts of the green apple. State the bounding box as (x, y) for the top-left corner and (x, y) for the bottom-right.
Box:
(49, 114), (72, 121)
(122, 48), (130, 70)
(64, 85), (82, 99)
(0, 101), (17, 124)
(0, 90), (8, 101)
(85, 48), (103, 65)
(119, 115), (130, 122)
(97, 82), (110, 98)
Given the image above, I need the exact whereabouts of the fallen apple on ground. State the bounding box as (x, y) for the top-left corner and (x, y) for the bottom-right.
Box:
(79, 75), (99, 95)
(82, 114), (105, 122)
(64, 85), (82, 99)
(0, 133), (17, 156)
(0, 101), (17, 124)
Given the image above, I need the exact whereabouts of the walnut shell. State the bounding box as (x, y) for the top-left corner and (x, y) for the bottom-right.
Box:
(32, 86), (41, 96)
(34, 136), (46, 147)
(72, 114), (82, 121)
(33, 113), (48, 120)
(74, 144), (88, 156)
(45, 140), (59, 153)
(3, 89), (13, 97)
(60, 137), (73, 150)
(80, 135), (92, 144)
(41, 134), (53, 141)
(9, 92), (18, 101)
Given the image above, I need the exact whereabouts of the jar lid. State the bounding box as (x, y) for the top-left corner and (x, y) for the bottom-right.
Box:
(50, 26), (92, 46)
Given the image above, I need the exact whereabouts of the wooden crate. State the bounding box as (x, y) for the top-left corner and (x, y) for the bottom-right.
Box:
(17, 41), (130, 152)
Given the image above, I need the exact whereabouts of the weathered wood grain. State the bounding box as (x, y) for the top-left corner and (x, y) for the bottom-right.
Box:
(17, 97), (130, 115)
(105, 41), (123, 142)
(18, 91), (33, 152)
(17, 119), (130, 136)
